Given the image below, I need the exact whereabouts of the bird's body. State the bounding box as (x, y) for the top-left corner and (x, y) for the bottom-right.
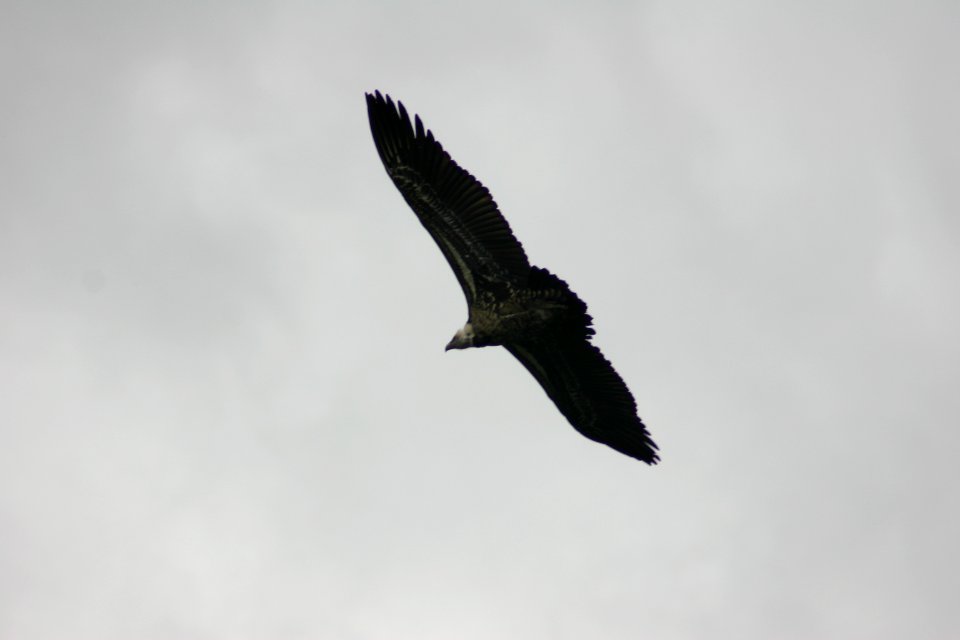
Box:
(366, 91), (659, 464)
(447, 268), (588, 350)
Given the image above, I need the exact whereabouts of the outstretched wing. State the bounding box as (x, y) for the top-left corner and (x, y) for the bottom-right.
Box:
(366, 91), (530, 305)
(505, 339), (659, 464)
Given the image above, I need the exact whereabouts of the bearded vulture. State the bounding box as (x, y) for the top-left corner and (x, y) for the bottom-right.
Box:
(366, 91), (659, 464)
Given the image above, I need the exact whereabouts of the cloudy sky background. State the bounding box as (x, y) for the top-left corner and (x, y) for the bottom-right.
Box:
(2, 1), (959, 638)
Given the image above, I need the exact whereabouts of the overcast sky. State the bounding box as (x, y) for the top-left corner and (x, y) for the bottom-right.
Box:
(2, 1), (959, 638)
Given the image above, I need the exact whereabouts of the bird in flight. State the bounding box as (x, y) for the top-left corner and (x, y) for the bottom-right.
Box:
(365, 91), (659, 463)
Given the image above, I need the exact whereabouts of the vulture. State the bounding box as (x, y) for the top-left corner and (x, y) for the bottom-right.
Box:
(366, 91), (659, 464)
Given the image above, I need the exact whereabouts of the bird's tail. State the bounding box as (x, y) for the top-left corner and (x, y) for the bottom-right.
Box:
(528, 266), (596, 339)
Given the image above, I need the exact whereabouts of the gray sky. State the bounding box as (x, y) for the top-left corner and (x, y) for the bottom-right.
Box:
(2, 1), (959, 638)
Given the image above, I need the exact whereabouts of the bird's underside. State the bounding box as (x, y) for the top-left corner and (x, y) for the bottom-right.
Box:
(366, 90), (659, 464)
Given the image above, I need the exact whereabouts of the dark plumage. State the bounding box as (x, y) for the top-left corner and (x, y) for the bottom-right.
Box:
(366, 91), (659, 464)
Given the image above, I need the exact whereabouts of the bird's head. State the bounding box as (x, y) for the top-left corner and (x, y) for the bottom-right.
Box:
(445, 323), (475, 351)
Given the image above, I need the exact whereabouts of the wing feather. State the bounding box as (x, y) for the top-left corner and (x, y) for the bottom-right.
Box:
(506, 340), (659, 464)
(366, 91), (530, 304)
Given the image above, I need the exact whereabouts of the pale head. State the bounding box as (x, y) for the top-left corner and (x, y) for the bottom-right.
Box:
(445, 322), (475, 351)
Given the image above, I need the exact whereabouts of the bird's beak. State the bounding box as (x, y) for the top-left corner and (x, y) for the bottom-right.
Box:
(444, 339), (455, 352)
